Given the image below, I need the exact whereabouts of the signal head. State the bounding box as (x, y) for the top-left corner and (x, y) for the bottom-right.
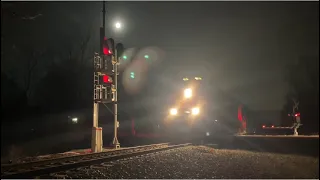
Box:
(116, 43), (124, 58)
(106, 38), (115, 55)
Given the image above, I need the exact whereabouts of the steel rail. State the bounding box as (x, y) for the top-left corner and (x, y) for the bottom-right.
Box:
(1, 143), (169, 178)
(1, 143), (191, 179)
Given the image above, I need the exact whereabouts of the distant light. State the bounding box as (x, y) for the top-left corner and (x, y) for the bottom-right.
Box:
(206, 132), (210, 136)
(271, 125), (274, 128)
(130, 72), (135, 79)
(215, 120), (218, 122)
(72, 117), (78, 123)
(262, 125), (266, 128)
(183, 78), (189, 81)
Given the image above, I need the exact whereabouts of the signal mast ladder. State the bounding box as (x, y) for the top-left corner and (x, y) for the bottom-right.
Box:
(93, 53), (115, 103)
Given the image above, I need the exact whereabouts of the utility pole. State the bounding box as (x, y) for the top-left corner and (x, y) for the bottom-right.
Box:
(102, 1), (105, 31)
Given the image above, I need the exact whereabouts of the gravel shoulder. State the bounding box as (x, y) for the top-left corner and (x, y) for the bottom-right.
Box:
(45, 146), (319, 179)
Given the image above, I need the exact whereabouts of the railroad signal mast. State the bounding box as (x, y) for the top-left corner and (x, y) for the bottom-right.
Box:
(92, 1), (124, 152)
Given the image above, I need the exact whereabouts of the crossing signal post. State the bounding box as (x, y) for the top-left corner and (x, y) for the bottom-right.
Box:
(288, 112), (302, 136)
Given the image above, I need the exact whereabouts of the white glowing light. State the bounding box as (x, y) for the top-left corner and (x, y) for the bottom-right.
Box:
(170, 108), (178, 115)
(72, 117), (78, 123)
(184, 88), (192, 98)
(115, 22), (121, 29)
(191, 107), (200, 115)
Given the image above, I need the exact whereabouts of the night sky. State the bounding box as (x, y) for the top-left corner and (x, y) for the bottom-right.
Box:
(2, 2), (319, 111)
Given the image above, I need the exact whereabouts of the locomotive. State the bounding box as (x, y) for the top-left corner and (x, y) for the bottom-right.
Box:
(165, 76), (208, 131)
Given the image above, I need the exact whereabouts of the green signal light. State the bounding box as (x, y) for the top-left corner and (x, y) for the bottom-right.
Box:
(144, 55), (149, 59)
(123, 55), (127, 60)
(130, 72), (135, 79)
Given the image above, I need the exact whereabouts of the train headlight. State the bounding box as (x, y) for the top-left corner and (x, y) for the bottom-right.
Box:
(170, 108), (178, 115)
(191, 107), (200, 115)
(184, 88), (192, 98)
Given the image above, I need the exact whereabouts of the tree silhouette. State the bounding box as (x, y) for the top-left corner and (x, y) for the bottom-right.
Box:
(1, 72), (25, 110)
(33, 31), (94, 112)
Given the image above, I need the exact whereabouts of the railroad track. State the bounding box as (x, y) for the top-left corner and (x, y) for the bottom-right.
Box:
(1, 143), (191, 179)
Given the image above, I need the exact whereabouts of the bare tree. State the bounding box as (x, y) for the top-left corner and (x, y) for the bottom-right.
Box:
(2, 2), (45, 97)
(76, 30), (93, 100)
(1, 2), (43, 21)
(55, 29), (93, 102)
(24, 49), (46, 100)
(79, 30), (92, 66)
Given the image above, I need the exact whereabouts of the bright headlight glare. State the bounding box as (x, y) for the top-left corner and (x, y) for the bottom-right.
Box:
(170, 108), (178, 115)
(72, 117), (78, 123)
(191, 107), (199, 115)
(184, 88), (192, 98)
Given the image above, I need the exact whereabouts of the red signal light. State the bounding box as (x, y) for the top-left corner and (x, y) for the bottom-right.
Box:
(102, 37), (112, 55)
(271, 125), (274, 128)
(262, 125), (266, 128)
(102, 75), (112, 84)
(103, 47), (112, 55)
(295, 113), (300, 117)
